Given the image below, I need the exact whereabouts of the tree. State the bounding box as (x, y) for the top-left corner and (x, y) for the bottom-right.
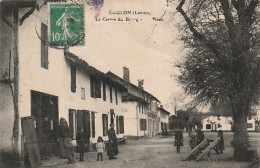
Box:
(166, 92), (185, 115)
(175, 0), (259, 161)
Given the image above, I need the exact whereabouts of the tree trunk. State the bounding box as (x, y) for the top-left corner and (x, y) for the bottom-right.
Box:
(233, 111), (248, 161)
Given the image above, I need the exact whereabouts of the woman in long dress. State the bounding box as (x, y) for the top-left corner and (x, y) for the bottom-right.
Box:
(58, 117), (75, 164)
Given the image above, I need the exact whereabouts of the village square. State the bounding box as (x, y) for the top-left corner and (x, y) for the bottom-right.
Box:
(0, 0), (259, 168)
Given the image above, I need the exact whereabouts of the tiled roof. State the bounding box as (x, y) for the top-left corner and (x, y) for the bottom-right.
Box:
(106, 71), (160, 103)
(64, 52), (127, 92)
(158, 107), (171, 115)
(122, 93), (149, 104)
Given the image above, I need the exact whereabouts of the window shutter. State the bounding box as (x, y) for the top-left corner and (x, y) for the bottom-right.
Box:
(102, 114), (108, 136)
(94, 79), (101, 98)
(115, 89), (118, 105)
(90, 77), (94, 98)
(71, 64), (76, 93)
(41, 22), (48, 69)
(110, 86), (113, 103)
(91, 112), (95, 138)
(69, 109), (75, 139)
(103, 83), (106, 101)
(116, 115), (119, 134)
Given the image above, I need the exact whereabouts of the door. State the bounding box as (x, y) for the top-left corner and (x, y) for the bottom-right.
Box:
(21, 117), (41, 168)
(31, 91), (59, 157)
(77, 110), (90, 151)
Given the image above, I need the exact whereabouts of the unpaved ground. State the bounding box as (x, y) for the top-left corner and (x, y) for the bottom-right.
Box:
(41, 132), (259, 168)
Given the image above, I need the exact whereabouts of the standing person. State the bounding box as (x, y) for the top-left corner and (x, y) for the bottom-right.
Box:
(96, 136), (105, 161)
(189, 134), (197, 150)
(174, 129), (183, 153)
(107, 123), (118, 160)
(58, 118), (75, 164)
(76, 127), (85, 162)
(196, 128), (205, 145)
(218, 130), (225, 154)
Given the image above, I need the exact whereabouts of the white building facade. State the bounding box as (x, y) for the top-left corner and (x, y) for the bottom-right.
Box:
(202, 116), (255, 132)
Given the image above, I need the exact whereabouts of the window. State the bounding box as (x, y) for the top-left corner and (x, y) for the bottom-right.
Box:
(142, 104), (144, 114)
(206, 124), (211, 129)
(110, 86), (113, 103)
(102, 114), (108, 136)
(115, 89), (118, 105)
(119, 116), (124, 133)
(90, 77), (101, 98)
(139, 104), (141, 113)
(41, 22), (48, 69)
(103, 83), (106, 101)
(116, 116), (124, 134)
(140, 119), (147, 131)
(69, 109), (77, 139)
(71, 64), (76, 93)
(81, 88), (85, 100)
(91, 112), (95, 138)
(247, 123), (253, 128)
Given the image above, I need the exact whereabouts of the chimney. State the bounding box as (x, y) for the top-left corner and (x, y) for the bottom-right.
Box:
(138, 79), (144, 89)
(123, 67), (130, 81)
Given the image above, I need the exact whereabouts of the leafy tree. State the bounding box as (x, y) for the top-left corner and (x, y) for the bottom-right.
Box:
(175, 0), (259, 161)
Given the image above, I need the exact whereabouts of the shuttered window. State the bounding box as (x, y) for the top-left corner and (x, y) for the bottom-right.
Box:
(102, 114), (108, 136)
(116, 116), (124, 134)
(140, 119), (147, 131)
(71, 64), (76, 93)
(41, 22), (48, 69)
(69, 109), (76, 139)
(91, 112), (95, 138)
(119, 116), (124, 134)
(90, 77), (101, 98)
(103, 83), (106, 101)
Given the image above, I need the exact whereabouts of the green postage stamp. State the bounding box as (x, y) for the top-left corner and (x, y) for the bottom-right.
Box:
(49, 3), (85, 46)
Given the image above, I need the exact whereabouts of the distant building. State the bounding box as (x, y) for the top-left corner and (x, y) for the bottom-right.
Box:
(157, 105), (170, 134)
(202, 116), (255, 132)
(107, 68), (160, 138)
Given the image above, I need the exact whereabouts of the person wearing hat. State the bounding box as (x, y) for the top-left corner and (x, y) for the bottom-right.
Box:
(107, 123), (118, 159)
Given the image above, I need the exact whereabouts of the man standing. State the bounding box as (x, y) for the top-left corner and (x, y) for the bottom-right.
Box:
(107, 123), (118, 160)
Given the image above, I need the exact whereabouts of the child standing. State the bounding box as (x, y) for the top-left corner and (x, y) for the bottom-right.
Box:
(189, 134), (197, 150)
(96, 136), (105, 161)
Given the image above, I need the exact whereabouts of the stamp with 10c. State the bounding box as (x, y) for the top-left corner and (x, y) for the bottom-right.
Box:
(49, 3), (85, 47)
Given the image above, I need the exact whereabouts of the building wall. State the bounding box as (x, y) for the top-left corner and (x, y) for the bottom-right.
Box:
(122, 101), (148, 137)
(0, 4), (18, 152)
(202, 116), (255, 132)
(16, 3), (125, 154)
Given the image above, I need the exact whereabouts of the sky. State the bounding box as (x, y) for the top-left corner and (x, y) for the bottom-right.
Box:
(69, 0), (186, 113)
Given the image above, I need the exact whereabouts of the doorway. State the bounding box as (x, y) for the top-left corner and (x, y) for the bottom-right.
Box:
(31, 90), (59, 158)
(77, 110), (90, 152)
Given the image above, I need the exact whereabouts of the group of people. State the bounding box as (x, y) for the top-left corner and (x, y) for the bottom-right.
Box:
(57, 118), (119, 164)
(174, 128), (224, 153)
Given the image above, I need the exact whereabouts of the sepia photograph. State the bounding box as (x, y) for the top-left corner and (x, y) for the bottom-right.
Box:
(0, 0), (259, 167)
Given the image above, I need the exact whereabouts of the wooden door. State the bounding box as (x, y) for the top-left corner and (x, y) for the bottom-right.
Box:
(21, 117), (41, 168)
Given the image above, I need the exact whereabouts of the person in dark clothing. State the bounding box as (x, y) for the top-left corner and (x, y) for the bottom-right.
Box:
(107, 123), (118, 160)
(76, 127), (85, 162)
(189, 134), (197, 150)
(218, 130), (224, 154)
(196, 128), (205, 145)
(174, 129), (183, 153)
(58, 118), (75, 164)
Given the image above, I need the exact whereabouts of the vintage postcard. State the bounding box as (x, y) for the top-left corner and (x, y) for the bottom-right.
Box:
(0, 0), (259, 167)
